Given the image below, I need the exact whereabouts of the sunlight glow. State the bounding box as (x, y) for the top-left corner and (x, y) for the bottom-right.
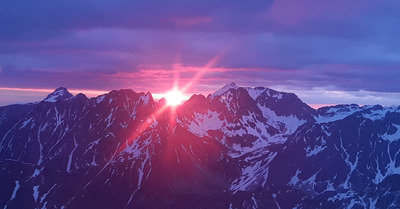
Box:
(165, 90), (185, 106)
(123, 53), (224, 152)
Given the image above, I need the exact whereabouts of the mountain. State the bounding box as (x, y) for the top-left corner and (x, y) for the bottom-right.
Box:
(1, 83), (400, 209)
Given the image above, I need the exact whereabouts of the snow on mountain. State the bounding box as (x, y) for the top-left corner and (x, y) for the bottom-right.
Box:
(381, 123), (400, 141)
(315, 104), (400, 123)
(361, 105), (400, 121)
(210, 82), (239, 98)
(315, 104), (360, 123)
(1, 84), (400, 209)
(43, 87), (73, 102)
(178, 110), (224, 137)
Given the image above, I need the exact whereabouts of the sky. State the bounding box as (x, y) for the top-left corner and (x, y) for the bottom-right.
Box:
(1, 0), (400, 108)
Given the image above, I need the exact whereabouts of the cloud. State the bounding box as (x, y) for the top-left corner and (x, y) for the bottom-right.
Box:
(1, 0), (400, 106)
(0, 0), (273, 40)
(289, 87), (400, 107)
(2, 27), (400, 93)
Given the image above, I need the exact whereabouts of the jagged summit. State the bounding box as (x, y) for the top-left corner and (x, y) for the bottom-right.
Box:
(210, 82), (239, 98)
(43, 87), (73, 102)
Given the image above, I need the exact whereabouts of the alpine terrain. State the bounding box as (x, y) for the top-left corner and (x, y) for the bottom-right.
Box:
(1, 83), (400, 209)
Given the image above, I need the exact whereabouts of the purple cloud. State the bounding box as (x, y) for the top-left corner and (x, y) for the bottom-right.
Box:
(1, 0), (400, 106)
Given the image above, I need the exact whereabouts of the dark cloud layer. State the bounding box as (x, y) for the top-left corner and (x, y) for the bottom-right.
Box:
(0, 0), (272, 39)
(1, 0), (400, 105)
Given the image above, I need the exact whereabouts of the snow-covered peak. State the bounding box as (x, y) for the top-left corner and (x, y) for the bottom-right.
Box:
(315, 104), (400, 123)
(140, 92), (152, 105)
(210, 82), (239, 98)
(44, 87), (73, 102)
(361, 105), (400, 121)
(246, 87), (268, 101)
(315, 104), (360, 123)
(318, 104), (360, 116)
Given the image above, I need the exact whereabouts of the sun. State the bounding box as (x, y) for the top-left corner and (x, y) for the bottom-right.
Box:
(164, 90), (185, 106)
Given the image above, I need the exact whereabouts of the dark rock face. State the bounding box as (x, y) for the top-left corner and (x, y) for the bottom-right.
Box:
(1, 85), (400, 209)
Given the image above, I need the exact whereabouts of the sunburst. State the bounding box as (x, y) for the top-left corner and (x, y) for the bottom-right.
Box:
(164, 90), (185, 106)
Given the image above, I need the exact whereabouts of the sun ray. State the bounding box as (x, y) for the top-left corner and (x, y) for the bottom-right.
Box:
(121, 52), (226, 153)
(180, 52), (225, 94)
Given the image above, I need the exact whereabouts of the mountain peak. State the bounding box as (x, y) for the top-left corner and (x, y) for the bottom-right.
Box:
(210, 82), (239, 98)
(44, 87), (73, 102)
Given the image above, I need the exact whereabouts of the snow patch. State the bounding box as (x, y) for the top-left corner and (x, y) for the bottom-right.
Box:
(181, 110), (224, 137)
(31, 168), (41, 179)
(246, 87), (266, 101)
(120, 122), (129, 129)
(33, 185), (39, 202)
(251, 195), (259, 208)
(305, 143), (327, 157)
(44, 96), (58, 102)
(362, 108), (387, 121)
(211, 82), (239, 98)
(105, 108), (116, 128)
(66, 136), (78, 172)
(10, 180), (20, 201)
(20, 118), (33, 129)
(40, 185), (56, 204)
(316, 105), (400, 123)
(141, 93), (151, 105)
(289, 169), (301, 186)
(272, 93), (283, 100)
(381, 124), (400, 141)
(328, 190), (356, 201)
(315, 106), (360, 123)
(230, 151), (277, 192)
(96, 95), (106, 104)
(258, 105), (306, 135)
(44, 88), (71, 102)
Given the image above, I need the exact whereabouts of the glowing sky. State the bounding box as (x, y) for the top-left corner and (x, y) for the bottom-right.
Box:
(1, 0), (400, 107)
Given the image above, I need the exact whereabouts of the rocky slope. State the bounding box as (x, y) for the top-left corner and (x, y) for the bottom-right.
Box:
(1, 83), (400, 209)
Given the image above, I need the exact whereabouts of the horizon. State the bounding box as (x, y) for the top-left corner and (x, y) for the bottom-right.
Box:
(1, 84), (398, 110)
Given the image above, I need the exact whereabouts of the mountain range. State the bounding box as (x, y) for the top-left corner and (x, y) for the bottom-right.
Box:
(1, 83), (400, 209)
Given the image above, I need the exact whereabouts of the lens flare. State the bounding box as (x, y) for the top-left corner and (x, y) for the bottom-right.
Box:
(123, 52), (225, 152)
(165, 90), (185, 106)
